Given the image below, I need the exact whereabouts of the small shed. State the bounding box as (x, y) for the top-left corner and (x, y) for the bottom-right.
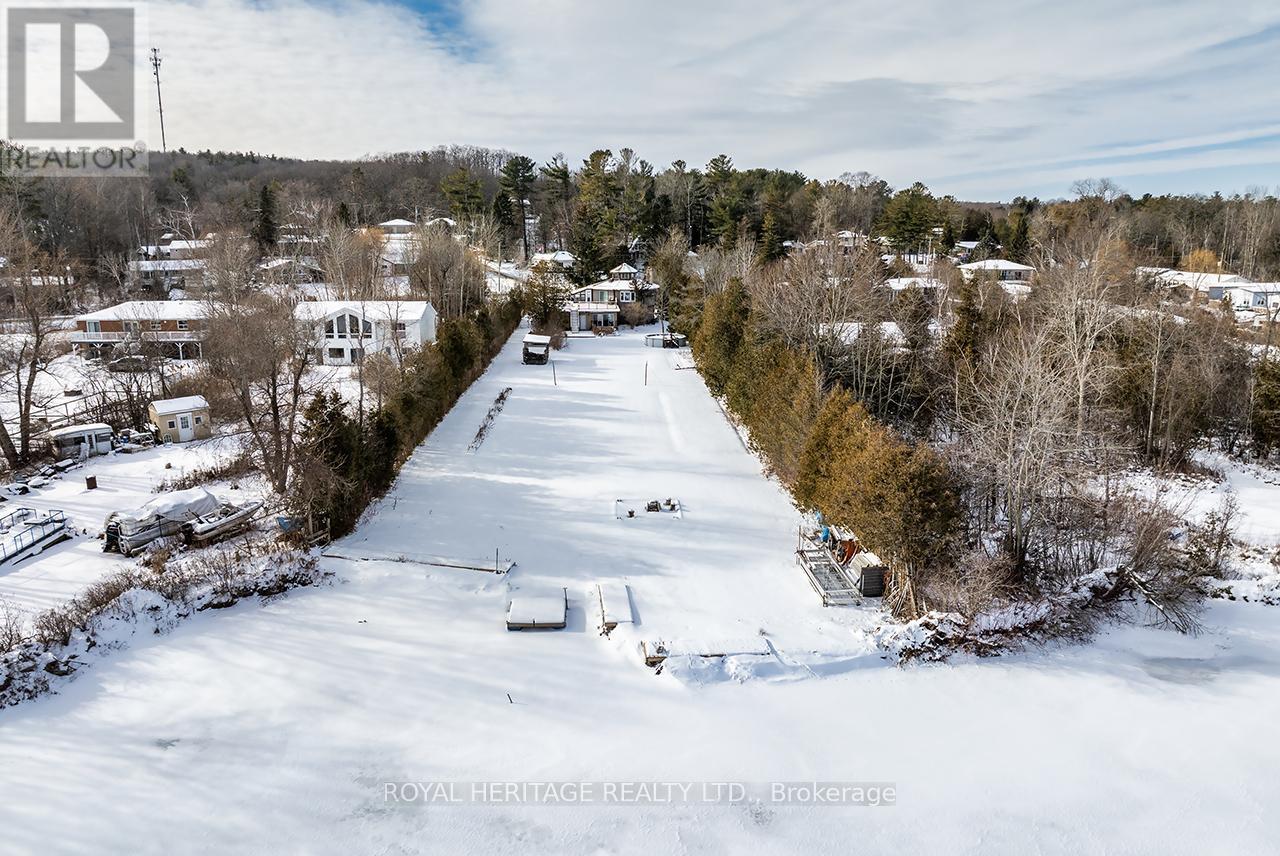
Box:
(48, 422), (114, 460)
(149, 395), (212, 443)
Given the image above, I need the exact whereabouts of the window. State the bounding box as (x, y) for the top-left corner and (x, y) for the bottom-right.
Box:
(328, 348), (344, 361)
(176, 320), (189, 331)
(194, 415), (203, 425)
(395, 321), (407, 338)
(150, 320), (162, 330)
(123, 321), (140, 334)
(86, 321), (101, 334)
(179, 416), (190, 430)
(167, 420), (176, 429)
(619, 291), (634, 302)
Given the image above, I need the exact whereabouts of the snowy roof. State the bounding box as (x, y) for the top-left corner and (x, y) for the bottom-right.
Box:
(379, 219), (416, 228)
(258, 257), (322, 271)
(523, 334), (552, 345)
(1136, 267), (1249, 289)
(610, 263), (638, 275)
(884, 277), (942, 291)
(1230, 282), (1280, 294)
(150, 395), (210, 416)
(955, 241), (981, 250)
(531, 251), (576, 266)
(423, 217), (456, 229)
(959, 259), (1035, 272)
(165, 239), (211, 252)
(48, 422), (112, 439)
(77, 300), (210, 322)
(129, 259), (206, 272)
(293, 300), (434, 323)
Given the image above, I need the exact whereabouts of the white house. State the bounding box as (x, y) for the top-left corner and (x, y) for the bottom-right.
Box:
(1227, 283), (1280, 311)
(565, 272), (658, 332)
(1136, 267), (1249, 301)
(530, 250), (576, 272)
(294, 300), (437, 365)
(959, 259), (1036, 283)
(378, 218), (416, 235)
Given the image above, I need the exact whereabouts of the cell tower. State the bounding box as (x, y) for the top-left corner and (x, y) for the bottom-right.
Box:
(150, 48), (167, 153)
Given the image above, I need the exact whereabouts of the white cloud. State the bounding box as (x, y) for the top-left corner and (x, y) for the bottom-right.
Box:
(148, 0), (1280, 198)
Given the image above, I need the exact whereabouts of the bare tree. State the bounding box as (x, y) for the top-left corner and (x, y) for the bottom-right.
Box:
(203, 296), (315, 493)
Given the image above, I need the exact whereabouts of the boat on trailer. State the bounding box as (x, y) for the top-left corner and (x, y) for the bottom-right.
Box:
(180, 499), (264, 546)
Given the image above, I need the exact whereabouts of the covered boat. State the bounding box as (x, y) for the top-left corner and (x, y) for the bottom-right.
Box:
(103, 487), (221, 556)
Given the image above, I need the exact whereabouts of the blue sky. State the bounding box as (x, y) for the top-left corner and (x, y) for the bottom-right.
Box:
(143, 0), (1280, 201)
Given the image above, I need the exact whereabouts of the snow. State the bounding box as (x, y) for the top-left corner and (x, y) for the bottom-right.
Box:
(1, 329), (1279, 853)
(74, 300), (210, 321)
(0, 436), (260, 621)
(117, 486), (219, 526)
(506, 592), (567, 629)
(149, 395), (209, 416)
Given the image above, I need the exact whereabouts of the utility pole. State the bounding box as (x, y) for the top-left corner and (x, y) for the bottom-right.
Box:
(150, 48), (167, 153)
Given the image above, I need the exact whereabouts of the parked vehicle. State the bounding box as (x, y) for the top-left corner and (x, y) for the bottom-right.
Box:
(103, 487), (220, 556)
(108, 355), (148, 373)
(522, 333), (551, 365)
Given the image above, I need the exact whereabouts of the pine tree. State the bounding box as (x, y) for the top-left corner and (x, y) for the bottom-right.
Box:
(1006, 214), (1030, 263)
(251, 183), (279, 254)
(693, 278), (750, 394)
(441, 167), (484, 221)
(521, 262), (570, 330)
(758, 210), (784, 263)
(500, 155), (538, 261)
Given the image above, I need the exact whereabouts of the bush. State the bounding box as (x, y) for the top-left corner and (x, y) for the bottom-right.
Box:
(291, 298), (522, 540)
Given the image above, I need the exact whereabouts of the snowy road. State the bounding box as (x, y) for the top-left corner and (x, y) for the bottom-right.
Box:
(0, 328), (1278, 854)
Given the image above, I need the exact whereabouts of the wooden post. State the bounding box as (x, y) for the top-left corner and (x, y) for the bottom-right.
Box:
(644, 362), (648, 386)
(552, 360), (557, 386)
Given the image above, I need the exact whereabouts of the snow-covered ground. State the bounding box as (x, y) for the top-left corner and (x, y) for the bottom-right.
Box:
(1, 328), (1278, 854)
(0, 435), (262, 621)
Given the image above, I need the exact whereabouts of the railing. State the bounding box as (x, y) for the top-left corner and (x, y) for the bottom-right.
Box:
(0, 507), (35, 531)
(0, 510), (67, 564)
(69, 330), (203, 342)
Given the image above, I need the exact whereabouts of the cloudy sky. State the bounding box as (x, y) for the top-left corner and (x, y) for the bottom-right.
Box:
(138, 0), (1280, 200)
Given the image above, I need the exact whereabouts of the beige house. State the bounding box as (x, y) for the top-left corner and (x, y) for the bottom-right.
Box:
(149, 395), (212, 443)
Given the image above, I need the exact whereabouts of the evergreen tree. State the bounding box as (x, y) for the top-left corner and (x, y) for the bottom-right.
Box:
(251, 183), (279, 254)
(441, 167), (484, 221)
(693, 278), (750, 394)
(500, 155), (538, 261)
(568, 150), (622, 284)
(758, 210), (784, 263)
(1006, 213), (1031, 263)
(521, 262), (570, 330)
